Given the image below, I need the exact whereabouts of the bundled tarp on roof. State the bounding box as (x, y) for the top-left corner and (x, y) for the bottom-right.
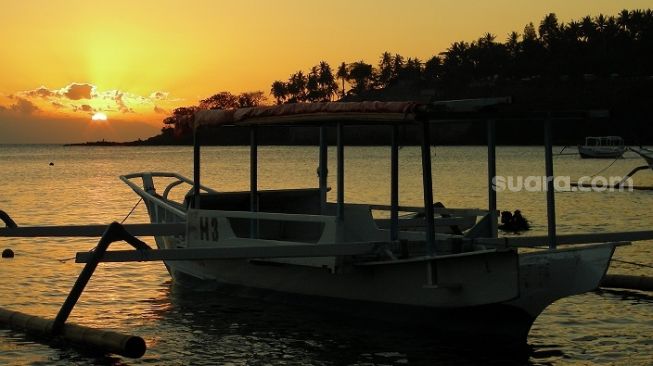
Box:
(193, 97), (513, 129)
(194, 101), (420, 128)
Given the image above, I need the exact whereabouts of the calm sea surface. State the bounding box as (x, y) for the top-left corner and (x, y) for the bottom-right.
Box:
(0, 145), (651, 365)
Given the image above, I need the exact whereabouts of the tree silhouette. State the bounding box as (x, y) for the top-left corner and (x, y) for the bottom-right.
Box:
(347, 61), (375, 95)
(317, 61), (339, 101)
(199, 92), (239, 110)
(270, 81), (288, 105)
(286, 71), (307, 103)
(336, 62), (348, 98)
(377, 51), (394, 88)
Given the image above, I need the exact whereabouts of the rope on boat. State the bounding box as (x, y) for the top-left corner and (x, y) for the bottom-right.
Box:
(588, 156), (620, 177)
(612, 258), (653, 269)
(57, 198), (143, 263)
(121, 198), (143, 224)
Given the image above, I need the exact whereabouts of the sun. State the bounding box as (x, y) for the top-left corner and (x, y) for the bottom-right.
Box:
(91, 112), (108, 121)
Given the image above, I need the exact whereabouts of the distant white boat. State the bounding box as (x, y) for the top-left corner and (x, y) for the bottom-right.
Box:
(578, 136), (626, 159)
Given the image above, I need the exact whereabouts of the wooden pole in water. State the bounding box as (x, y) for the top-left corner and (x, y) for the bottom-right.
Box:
(420, 120), (436, 254)
(336, 122), (344, 222)
(250, 126), (258, 238)
(390, 123), (399, 241)
(0, 308), (146, 358)
(601, 274), (653, 292)
(544, 117), (557, 249)
(193, 125), (201, 209)
(319, 125), (328, 214)
(0, 222), (149, 358)
(486, 119), (498, 238)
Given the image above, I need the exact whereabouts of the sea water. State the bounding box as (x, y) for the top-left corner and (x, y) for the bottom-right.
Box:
(0, 145), (651, 365)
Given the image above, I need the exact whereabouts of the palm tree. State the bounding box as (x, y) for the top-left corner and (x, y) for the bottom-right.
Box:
(336, 62), (348, 98)
(286, 71), (307, 103)
(423, 55), (441, 82)
(377, 51), (393, 87)
(306, 66), (322, 102)
(506, 31), (520, 57)
(392, 54), (405, 80)
(617, 9), (631, 34)
(270, 81), (288, 105)
(317, 61), (339, 101)
(347, 61), (374, 95)
(538, 13), (560, 48)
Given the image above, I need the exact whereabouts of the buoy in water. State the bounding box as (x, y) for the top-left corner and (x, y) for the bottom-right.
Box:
(2, 249), (14, 258)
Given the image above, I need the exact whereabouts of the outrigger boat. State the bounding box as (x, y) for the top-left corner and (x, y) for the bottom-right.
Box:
(114, 99), (648, 345)
(578, 136), (626, 159)
(2, 98), (653, 353)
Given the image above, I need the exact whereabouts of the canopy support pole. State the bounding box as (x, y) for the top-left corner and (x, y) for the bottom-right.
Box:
(390, 124), (399, 241)
(420, 120), (436, 254)
(193, 127), (201, 209)
(544, 118), (557, 249)
(250, 126), (258, 239)
(337, 122), (345, 222)
(487, 120), (498, 237)
(319, 126), (328, 214)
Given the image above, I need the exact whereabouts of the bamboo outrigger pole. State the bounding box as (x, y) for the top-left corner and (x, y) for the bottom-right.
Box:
(0, 221), (148, 358)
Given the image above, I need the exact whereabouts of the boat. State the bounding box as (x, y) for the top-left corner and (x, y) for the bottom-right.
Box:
(114, 98), (636, 346)
(578, 136), (626, 159)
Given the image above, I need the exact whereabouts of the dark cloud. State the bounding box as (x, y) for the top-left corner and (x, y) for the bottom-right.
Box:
(149, 91), (169, 100)
(51, 101), (65, 109)
(23, 86), (56, 98)
(153, 105), (167, 114)
(10, 98), (40, 114)
(72, 104), (94, 113)
(114, 91), (134, 113)
(62, 83), (94, 100)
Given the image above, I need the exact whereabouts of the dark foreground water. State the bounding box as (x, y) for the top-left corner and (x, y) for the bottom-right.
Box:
(0, 145), (651, 365)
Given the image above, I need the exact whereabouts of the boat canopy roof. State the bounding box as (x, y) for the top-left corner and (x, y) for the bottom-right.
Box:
(193, 97), (512, 129)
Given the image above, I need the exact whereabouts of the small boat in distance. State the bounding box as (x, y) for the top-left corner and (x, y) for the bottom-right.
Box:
(578, 136), (626, 159)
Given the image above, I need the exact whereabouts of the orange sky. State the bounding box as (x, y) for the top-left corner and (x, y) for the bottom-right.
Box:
(1, 0), (651, 143)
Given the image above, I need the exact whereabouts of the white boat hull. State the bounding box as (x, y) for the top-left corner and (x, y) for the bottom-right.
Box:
(153, 233), (614, 344)
(578, 145), (626, 159)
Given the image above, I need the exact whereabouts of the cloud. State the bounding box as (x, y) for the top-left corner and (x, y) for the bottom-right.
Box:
(9, 98), (40, 114)
(114, 91), (134, 113)
(23, 86), (56, 98)
(61, 83), (95, 100)
(72, 104), (93, 112)
(149, 91), (169, 100)
(10, 83), (175, 117)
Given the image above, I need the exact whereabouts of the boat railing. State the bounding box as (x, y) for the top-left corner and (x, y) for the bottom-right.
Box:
(368, 204), (491, 217)
(120, 172), (219, 220)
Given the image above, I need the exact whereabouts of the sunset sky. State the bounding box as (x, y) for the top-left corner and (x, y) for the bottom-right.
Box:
(1, 0), (650, 143)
